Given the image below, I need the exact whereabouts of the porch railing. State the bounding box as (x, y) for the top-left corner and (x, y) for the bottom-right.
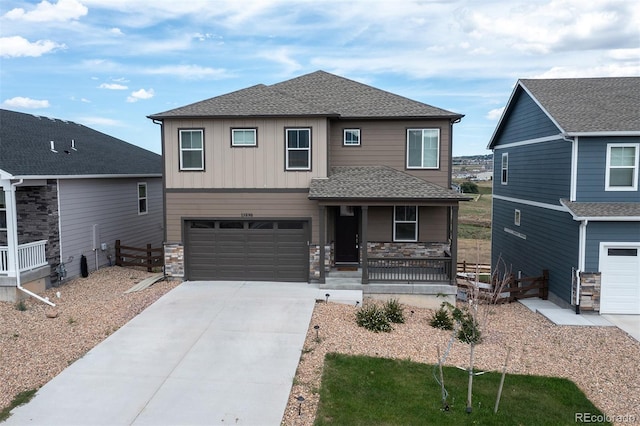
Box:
(0, 240), (48, 274)
(367, 257), (452, 283)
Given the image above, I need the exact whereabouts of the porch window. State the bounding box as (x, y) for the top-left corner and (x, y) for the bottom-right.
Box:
(407, 129), (439, 169)
(137, 183), (148, 215)
(343, 129), (360, 146)
(286, 128), (311, 170)
(231, 128), (257, 147)
(394, 206), (418, 242)
(606, 143), (638, 190)
(179, 129), (204, 171)
(0, 192), (6, 230)
(501, 152), (508, 184)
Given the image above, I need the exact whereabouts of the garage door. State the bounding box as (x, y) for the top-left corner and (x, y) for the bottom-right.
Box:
(186, 220), (308, 282)
(599, 243), (640, 314)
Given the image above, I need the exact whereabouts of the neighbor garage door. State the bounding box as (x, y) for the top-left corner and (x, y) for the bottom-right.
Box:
(599, 243), (640, 314)
(185, 220), (308, 282)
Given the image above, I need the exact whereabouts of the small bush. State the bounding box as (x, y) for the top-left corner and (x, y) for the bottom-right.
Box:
(452, 307), (481, 344)
(15, 300), (27, 311)
(429, 304), (453, 330)
(383, 298), (405, 324)
(356, 303), (392, 333)
(460, 181), (479, 194)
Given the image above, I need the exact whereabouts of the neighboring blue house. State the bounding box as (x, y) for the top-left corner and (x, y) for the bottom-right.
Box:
(488, 77), (640, 315)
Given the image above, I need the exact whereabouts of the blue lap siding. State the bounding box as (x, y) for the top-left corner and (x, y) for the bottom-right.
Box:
(585, 221), (640, 271)
(494, 91), (560, 144)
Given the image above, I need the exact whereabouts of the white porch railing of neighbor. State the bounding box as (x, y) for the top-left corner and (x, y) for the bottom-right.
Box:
(0, 240), (48, 274)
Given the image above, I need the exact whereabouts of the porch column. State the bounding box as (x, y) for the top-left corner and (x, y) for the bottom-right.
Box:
(361, 205), (369, 284)
(318, 205), (326, 284)
(450, 206), (459, 286)
(1, 180), (18, 278)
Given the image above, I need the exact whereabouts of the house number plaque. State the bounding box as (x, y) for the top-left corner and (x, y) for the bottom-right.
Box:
(241, 213), (253, 217)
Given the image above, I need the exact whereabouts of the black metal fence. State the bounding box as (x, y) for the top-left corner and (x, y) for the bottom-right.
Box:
(367, 257), (452, 283)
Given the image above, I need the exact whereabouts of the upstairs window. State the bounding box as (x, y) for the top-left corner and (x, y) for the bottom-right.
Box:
(606, 143), (638, 191)
(286, 128), (311, 170)
(407, 129), (439, 169)
(501, 153), (509, 185)
(231, 128), (257, 147)
(343, 129), (361, 146)
(179, 129), (204, 171)
(393, 206), (418, 242)
(137, 183), (148, 215)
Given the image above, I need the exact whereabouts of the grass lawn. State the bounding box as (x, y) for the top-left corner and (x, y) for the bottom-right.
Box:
(315, 353), (610, 425)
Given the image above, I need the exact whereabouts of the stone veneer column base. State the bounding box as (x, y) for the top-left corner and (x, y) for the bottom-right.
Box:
(579, 272), (601, 312)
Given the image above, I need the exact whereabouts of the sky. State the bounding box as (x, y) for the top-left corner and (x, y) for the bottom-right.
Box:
(1, 0), (639, 157)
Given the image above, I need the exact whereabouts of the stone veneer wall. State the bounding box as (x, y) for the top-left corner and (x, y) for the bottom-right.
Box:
(367, 242), (450, 258)
(164, 242), (184, 278)
(309, 244), (332, 280)
(579, 272), (601, 312)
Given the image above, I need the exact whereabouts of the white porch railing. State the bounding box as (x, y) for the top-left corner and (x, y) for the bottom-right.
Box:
(0, 240), (48, 274)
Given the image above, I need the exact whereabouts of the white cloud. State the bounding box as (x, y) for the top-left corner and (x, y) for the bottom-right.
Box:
(109, 28), (124, 36)
(126, 88), (154, 103)
(76, 116), (123, 127)
(0, 36), (65, 58)
(2, 97), (50, 109)
(99, 83), (128, 90)
(142, 65), (229, 79)
(486, 107), (505, 121)
(4, 0), (88, 22)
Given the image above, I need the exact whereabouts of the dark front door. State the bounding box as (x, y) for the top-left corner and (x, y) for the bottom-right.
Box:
(335, 208), (359, 263)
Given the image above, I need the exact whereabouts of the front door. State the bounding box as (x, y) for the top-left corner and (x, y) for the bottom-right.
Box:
(335, 207), (359, 263)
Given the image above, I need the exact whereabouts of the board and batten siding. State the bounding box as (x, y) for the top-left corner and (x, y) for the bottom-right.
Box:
(491, 199), (579, 304)
(329, 119), (452, 188)
(493, 139), (572, 205)
(58, 178), (163, 278)
(576, 136), (640, 202)
(165, 191), (318, 243)
(584, 221), (640, 271)
(367, 206), (448, 242)
(492, 90), (560, 145)
(163, 118), (328, 189)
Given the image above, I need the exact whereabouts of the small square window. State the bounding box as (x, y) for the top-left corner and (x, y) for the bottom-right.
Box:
(232, 128), (257, 147)
(514, 209), (521, 226)
(606, 143), (638, 191)
(343, 129), (361, 146)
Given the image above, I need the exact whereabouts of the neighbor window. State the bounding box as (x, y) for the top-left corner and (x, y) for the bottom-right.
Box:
(286, 128), (311, 170)
(0, 192), (6, 230)
(501, 153), (509, 184)
(606, 143), (638, 190)
(179, 129), (204, 171)
(514, 209), (521, 226)
(394, 206), (418, 242)
(232, 128), (257, 147)
(343, 129), (361, 146)
(137, 183), (147, 215)
(407, 129), (440, 169)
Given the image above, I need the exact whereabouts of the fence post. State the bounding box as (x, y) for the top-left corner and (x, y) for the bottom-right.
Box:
(146, 243), (152, 272)
(115, 240), (121, 267)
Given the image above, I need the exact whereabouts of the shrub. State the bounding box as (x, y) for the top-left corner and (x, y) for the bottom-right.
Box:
(452, 307), (482, 344)
(429, 304), (453, 330)
(15, 300), (27, 311)
(460, 181), (479, 194)
(356, 303), (392, 333)
(383, 298), (405, 324)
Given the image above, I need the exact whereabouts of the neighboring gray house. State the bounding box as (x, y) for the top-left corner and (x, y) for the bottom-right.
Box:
(0, 109), (163, 302)
(149, 70), (468, 300)
(488, 77), (640, 314)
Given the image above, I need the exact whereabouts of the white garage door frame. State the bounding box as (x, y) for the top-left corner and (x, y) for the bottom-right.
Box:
(599, 242), (640, 315)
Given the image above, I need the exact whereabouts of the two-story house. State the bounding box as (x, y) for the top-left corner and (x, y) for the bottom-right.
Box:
(488, 77), (640, 315)
(149, 71), (467, 298)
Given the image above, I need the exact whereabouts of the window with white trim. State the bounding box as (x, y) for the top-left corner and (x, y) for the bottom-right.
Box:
(393, 206), (418, 242)
(0, 192), (6, 230)
(501, 153), (508, 185)
(286, 128), (311, 170)
(343, 129), (360, 146)
(407, 129), (439, 169)
(514, 209), (521, 226)
(232, 128), (257, 147)
(137, 183), (148, 215)
(179, 129), (204, 171)
(606, 143), (638, 191)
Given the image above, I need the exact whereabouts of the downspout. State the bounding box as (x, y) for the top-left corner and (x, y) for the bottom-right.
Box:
(10, 179), (55, 306)
(576, 219), (588, 314)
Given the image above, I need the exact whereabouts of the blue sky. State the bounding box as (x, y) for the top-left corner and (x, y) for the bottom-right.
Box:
(1, 0), (639, 156)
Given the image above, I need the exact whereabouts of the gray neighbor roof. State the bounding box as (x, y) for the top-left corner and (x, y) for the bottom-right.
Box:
(309, 166), (469, 202)
(0, 109), (161, 177)
(148, 70), (463, 120)
(561, 199), (640, 220)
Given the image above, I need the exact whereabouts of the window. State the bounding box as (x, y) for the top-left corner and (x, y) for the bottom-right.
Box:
(0, 192), (6, 230)
(343, 129), (361, 146)
(501, 153), (509, 184)
(179, 129), (204, 170)
(407, 129), (439, 169)
(137, 183), (147, 215)
(286, 128), (311, 170)
(394, 206), (418, 242)
(232, 128), (257, 147)
(514, 209), (521, 226)
(606, 143), (638, 191)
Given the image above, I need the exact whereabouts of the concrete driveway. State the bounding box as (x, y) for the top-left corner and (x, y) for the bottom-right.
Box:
(5, 281), (330, 426)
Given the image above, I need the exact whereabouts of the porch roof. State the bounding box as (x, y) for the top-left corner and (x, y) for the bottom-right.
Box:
(309, 166), (469, 202)
(561, 199), (640, 220)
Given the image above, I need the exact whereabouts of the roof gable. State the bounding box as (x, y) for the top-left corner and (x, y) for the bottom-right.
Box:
(0, 109), (161, 177)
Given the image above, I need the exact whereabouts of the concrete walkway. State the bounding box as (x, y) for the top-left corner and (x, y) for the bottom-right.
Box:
(6, 281), (361, 426)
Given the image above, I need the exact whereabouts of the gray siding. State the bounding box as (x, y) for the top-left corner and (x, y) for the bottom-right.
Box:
(492, 90), (560, 146)
(493, 139), (571, 205)
(585, 221), (640, 271)
(491, 199), (579, 304)
(367, 206), (448, 242)
(576, 136), (640, 202)
(58, 178), (164, 279)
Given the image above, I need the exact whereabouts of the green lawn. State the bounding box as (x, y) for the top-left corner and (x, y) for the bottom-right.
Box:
(314, 354), (610, 425)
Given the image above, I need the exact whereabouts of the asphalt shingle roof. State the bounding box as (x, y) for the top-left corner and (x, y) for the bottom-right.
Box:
(520, 77), (640, 133)
(561, 199), (640, 220)
(0, 109), (162, 177)
(149, 70), (462, 120)
(309, 166), (469, 201)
